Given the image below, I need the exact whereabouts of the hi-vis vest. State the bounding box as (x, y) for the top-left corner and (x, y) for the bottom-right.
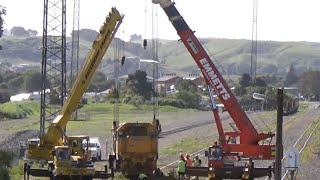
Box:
(193, 159), (201, 167)
(177, 160), (186, 172)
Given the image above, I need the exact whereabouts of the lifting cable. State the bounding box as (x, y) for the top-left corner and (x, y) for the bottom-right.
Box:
(113, 32), (122, 123)
(201, 40), (270, 133)
(152, 2), (160, 121)
(143, 0), (148, 49)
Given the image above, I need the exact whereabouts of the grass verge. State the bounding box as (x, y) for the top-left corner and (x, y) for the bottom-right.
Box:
(81, 102), (197, 113)
(160, 135), (216, 156)
(0, 101), (40, 120)
(300, 116), (320, 164)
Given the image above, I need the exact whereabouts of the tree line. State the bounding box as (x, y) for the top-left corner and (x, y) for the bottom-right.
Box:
(0, 63), (318, 110)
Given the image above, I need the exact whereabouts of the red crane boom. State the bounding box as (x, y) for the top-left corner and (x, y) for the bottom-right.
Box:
(153, 0), (275, 160)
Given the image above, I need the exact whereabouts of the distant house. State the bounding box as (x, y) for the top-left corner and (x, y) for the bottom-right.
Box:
(155, 75), (182, 93)
(10, 92), (41, 102)
(10, 93), (31, 102)
(185, 76), (205, 87)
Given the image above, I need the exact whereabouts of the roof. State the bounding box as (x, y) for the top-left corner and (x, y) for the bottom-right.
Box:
(156, 76), (179, 82)
(10, 93), (31, 101)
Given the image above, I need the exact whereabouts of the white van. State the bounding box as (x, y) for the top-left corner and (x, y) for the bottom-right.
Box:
(83, 137), (102, 161)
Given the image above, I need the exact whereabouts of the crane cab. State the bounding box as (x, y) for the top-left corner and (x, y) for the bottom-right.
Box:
(67, 136), (90, 159)
(205, 145), (224, 168)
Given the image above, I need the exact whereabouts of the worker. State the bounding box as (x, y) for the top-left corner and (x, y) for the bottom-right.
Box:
(192, 155), (202, 180)
(193, 155), (202, 167)
(185, 153), (192, 179)
(177, 153), (186, 180)
(138, 173), (148, 180)
(185, 153), (193, 166)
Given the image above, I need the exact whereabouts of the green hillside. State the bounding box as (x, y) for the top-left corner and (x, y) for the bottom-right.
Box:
(0, 35), (319, 78)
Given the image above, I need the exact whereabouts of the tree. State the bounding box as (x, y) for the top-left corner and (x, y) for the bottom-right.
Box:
(239, 73), (251, 88)
(7, 75), (25, 94)
(238, 73), (252, 95)
(125, 70), (152, 100)
(176, 79), (197, 92)
(10, 26), (28, 37)
(175, 90), (201, 109)
(0, 5), (6, 38)
(87, 71), (112, 92)
(255, 77), (267, 87)
(27, 29), (38, 36)
(24, 71), (42, 92)
(73, 29), (98, 42)
(298, 70), (320, 100)
(0, 82), (10, 103)
(283, 64), (298, 86)
(129, 33), (142, 42)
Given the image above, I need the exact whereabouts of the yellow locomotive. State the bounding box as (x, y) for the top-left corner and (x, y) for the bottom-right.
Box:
(109, 119), (161, 177)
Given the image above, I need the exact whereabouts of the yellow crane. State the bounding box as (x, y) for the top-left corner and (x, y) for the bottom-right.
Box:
(24, 7), (123, 180)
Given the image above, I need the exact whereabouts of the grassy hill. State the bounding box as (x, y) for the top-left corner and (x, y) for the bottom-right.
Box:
(1, 35), (320, 78)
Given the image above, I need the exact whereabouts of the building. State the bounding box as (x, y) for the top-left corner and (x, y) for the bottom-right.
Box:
(155, 75), (182, 93)
(191, 76), (205, 87)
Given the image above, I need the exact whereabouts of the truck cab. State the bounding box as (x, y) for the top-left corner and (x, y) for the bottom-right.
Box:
(83, 137), (102, 161)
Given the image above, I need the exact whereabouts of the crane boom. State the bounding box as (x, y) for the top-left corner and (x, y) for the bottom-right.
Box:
(153, 0), (275, 160)
(42, 8), (123, 146)
(153, 1), (276, 178)
(153, 0), (271, 143)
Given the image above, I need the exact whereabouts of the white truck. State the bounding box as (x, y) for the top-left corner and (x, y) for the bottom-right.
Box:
(83, 137), (102, 161)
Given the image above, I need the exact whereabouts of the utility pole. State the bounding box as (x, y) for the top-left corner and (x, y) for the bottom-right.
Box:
(275, 88), (284, 180)
(250, 0), (258, 110)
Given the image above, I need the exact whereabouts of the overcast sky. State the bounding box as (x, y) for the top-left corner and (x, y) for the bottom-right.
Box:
(1, 0), (319, 42)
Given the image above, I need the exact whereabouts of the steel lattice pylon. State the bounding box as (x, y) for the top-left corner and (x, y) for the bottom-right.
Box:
(40, 0), (67, 135)
(70, 0), (80, 120)
(70, 0), (80, 88)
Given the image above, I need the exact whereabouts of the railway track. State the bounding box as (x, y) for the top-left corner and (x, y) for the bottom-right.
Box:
(159, 103), (318, 179)
(159, 111), (258, 137)
(279, 111), (320, 179)
(160, 120), (215, 137)
(258, 104), (320, 180)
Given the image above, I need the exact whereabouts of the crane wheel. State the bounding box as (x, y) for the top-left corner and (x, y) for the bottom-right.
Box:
(23, 163), (30, 180)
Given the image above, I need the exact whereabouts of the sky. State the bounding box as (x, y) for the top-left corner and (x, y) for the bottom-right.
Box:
(1, 0), (320, 42)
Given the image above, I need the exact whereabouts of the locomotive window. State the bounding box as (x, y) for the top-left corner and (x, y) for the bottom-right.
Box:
(127, 127), (148, 136)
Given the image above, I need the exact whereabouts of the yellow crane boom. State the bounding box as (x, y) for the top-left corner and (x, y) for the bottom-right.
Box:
(42, 8), (123, 146)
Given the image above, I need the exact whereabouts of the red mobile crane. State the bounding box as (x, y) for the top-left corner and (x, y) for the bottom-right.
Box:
(152, 0), (276, 179)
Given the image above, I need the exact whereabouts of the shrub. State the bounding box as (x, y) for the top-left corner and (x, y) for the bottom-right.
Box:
(0, 150), (15, 180)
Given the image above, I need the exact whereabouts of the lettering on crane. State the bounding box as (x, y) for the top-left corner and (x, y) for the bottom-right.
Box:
(84, 29), (111, 81)
(187, 37), (199, 54)
(199, 58), (230, 100)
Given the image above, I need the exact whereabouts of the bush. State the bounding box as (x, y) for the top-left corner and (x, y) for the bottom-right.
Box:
(159, 99), (185, 109)
(107, 172), (129, 180)
(0, 150), (15, 180)
(9, 160), (24, 180)
(167, 168), (177, 179)
(0, 166), (10, 180)
(122, 95), (145, 106)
